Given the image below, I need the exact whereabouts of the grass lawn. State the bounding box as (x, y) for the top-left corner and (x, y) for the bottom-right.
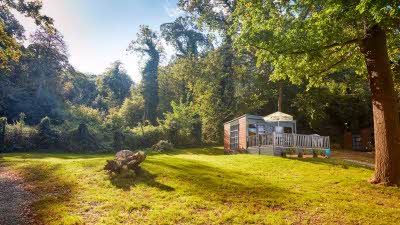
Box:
(330, 149), (375, 164)
(1, 147), (400, 225)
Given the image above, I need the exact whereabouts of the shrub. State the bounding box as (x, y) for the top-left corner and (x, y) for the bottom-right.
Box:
(286, 148), (297, 155)
(61, 104), (112, 145)
(67, 104), (103, 127)
(4, 123), (38, 151)
(0, 117), (6, 152)
(118, 93), (144, 128)
(37, 116), (60, 149)
(302, 149), (313, 155)
(162, 100), (201, 146)
(105, 107), (124, 130)
(152, 140), (174, 152)
(127, 125), (167, 149)
(313, 149), (326, 157)
(66, 123), (104, 152)
(113, 130), (124, 151)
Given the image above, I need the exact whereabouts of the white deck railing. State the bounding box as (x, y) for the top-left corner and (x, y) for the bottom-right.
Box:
(248, 133), (330, 150)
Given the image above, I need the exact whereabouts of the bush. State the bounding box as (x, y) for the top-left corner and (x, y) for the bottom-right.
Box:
(0, 117), (6, 152)
(66, 123), (105, 152)
(152, 140), (174, 152)
(125, 125), (167, 149)
(313, 149), (326, 157)
(286, 148), (297, 155)
(162, 100), (201, 146)
(67, 104), (103, 126)
(4, 123), (38, 151)
(37, 116), (60, 149)
(302, 149), (313, 155)
(61, 104), (112, 145)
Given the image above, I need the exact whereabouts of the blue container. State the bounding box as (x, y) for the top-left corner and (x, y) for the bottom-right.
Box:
(325, 149), (331, 158)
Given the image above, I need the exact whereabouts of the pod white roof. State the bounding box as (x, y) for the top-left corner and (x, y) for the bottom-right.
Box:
(264, 112), (294, 121)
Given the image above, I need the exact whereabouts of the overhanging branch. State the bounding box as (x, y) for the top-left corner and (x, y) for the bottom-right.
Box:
(252, 38), (360, 55)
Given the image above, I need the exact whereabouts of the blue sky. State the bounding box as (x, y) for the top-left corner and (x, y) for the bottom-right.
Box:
(17, 0), (181, 82)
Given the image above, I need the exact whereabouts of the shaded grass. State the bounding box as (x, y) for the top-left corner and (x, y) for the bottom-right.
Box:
(1, 147), (400, 224)
(331, 149), (375, 164)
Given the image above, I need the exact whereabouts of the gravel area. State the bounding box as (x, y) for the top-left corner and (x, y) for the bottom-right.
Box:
(0, 165), (37, 225)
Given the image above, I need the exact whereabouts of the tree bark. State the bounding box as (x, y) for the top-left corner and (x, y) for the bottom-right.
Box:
(360, 24), (400, 185)
(278, 81), (283, 112)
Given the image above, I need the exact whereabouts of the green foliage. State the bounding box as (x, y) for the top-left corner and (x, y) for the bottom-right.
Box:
(231, 0), (399, 87)
(37, 116), (59, 149)
(3, 0), (397, 153)
(152, 140), (174, 153)
(313, 149), (327, 157)
(61, 69), (98, 106)
(0, 21), (21, 70)
(104, 87), (145, 131)
(128, 25), (161, 125)
(113, 130), (124, 152)
(0, 27), (67, 124)
(96, 61), (133, 109)
(161, 16), (211, 56)
(118, 87), (145, 128)
(124, 125), (167, 149)
(285, 148), (297, 155)
(4, 123), (38, 151)
(66, 104), (103, 127)
(0, 117), (7, 152)
(0, 0), (53, 69)
(61, 104), (110, 146)
(162, 100), (201, 146)
(66, 123), (105, 153)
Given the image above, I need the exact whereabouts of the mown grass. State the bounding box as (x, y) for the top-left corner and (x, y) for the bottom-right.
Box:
(1, 147), (400, 224)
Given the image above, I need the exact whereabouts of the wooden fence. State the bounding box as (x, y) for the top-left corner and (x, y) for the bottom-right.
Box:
(248, 133), (330, 150)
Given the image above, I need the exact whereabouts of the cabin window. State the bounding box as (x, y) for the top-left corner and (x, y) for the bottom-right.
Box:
(284, 127), (292, 133)
(230, 124), (239, 149)
(248, 124), (257, 136)
(257, 125), (265, 134)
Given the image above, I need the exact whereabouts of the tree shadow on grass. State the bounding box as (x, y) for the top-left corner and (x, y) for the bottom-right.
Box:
(6, 162), (79, 224)
(144, 157), (294, 206)
(4, 152), (113, 160)
(146, 147), (225, 156)
(108, 167), (175, 192)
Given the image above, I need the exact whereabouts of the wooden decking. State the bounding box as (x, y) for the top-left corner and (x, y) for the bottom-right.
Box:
(248, 133), (330, 150)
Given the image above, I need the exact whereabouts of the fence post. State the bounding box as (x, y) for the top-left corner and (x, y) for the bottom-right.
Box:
(272, 132), (275, 152)
(293, 133), (296, 148)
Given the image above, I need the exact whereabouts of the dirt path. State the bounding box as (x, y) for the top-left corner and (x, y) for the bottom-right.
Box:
(0, 166), (37, 225)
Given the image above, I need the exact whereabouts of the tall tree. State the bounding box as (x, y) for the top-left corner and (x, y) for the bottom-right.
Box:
(128, 25), (161, 125)
(161, 16), (211, 56)
(0, 0), (53, 69)
(179, 0), (237, 120)
(28, 27), (68, 90)
(232, 0), (400, 185)
(97, 61), (133, 109)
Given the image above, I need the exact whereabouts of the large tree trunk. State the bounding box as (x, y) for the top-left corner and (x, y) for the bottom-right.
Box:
(360, 24), (400, 185)
(278, 81), (283, 112)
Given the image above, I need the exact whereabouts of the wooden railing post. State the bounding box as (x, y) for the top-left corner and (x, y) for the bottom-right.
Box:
(272, 132), (275, 152)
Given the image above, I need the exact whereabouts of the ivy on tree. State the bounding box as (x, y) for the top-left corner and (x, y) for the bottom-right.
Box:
(128, 25), (162, 125)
